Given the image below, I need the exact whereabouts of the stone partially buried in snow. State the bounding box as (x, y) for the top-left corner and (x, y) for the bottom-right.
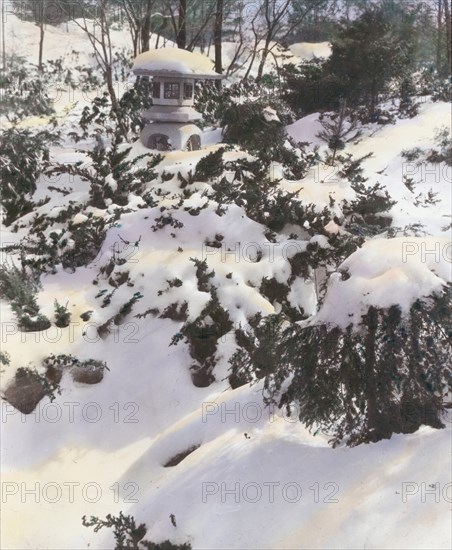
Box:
(71, 361), (107, 385)
(133, 47), (222, 78)
(3, 366), (63, 415)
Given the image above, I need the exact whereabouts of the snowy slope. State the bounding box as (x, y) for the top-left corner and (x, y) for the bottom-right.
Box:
(1, 15), (451, 550)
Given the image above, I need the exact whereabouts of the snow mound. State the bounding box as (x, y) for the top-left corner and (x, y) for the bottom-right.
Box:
(133, 48), (221, 77)
(289, 42), (332, 60)
(317, 237), (452, 327)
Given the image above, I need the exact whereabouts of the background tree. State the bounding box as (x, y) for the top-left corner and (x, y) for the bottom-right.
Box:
(119, 0), (156, 56)
(214, 0), (223, 74)
(317, 99), (359, 165)
(67, 0), (128, 138)
(325, 5), (418, 118)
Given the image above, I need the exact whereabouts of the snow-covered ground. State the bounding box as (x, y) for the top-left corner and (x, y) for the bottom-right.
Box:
(1, 14), (451, 550)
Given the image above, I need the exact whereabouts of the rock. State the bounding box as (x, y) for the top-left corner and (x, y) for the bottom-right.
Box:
(3, 364), (62, 415)
(71, 362), (105, 384)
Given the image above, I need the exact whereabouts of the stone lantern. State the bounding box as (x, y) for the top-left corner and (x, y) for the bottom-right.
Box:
(132, 48), (223, 151)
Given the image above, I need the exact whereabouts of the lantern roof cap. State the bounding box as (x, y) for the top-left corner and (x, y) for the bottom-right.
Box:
(133, 48), (223, 79)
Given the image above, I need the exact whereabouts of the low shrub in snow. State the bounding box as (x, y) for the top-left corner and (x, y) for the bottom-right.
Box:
(229, 285), (452, 447)
(0, 262), (51, 332)
(82, 512), (192, 550)
(0, 127), (59, 226)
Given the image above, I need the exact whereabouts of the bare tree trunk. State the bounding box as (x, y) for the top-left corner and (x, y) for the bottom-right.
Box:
(177, 0), (187, 49)
(256, 37), (272, 81)
(71, 0), (128, 140)
(214, 0), (223, 74)
(141, 0), (153, 52)
(38, 0), (46, 72)
(437, 0), (443, 72)
(443, 0), (451, 74)
(243, 15), (261, 81)
(1, 0), (6, 70)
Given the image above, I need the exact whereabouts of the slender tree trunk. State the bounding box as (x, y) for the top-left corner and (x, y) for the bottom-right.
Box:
(256, 36), (272, 81)
(363, 307), (379, 441)
(443, 0), (451, 75)
(141, 17), (151, 51)
(38, 1), (46, 72)
(141, 0), (153, 52)
(177, 0), (187, 49)
(1, 0), (6, 70)
(214, 0), (223, 74)
(437, 0), (443, 73)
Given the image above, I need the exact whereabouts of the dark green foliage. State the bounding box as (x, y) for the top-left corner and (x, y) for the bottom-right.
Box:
(221, 100), (287, 159)
(0, 263), (51, 331)
(428, 126), (452, 166)
(398, 76), (419, 118)
(0, 351), (11, 367)
(117, 77), (154, 137)
(70, 77), (153, 144)
(347, 181), (396, 217)
(82, 512), (191, 550)
(317, 100), (360, 165)
(0, 127), (59, 226)
(230, 286), (452, 446)
(194, 79), (292, 127)
(171, 262), (231, 386)
(114, 292), (143, 324)
(63, 217), (109, 270)
(280, 60), (346, 116)
(260, 277), (306, 322)
(0, 55), (55, 121)
(207, 157), (326, 234)
(325, 6), (418, 118)
(190, 258), (215, 293)
(54, 300), (71, 328)
(229, 313), (286, 388)
(47, 142), (161, 209)
(336, 153), (396, 235)
(194, 147), (227, 181)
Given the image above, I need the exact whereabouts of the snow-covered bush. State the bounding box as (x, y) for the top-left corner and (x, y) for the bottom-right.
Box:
(48, 142), (161, 209)
(221, 99), (288, 158)
(54, 300), (71, 328)
(230, 285), (452, 447)
(207, 156), (328, 234)
(82, 512), (192, 550)
(416, 65), (451, 102)
(0, 127), (59, 226)
(325, 7), (417, 119)
(0, 55), (55, 121)
(428, 126), (452, 166)
(195, 78), (295, 128)
(0, 263), (51, 332)
(280, 60), (344, 116)
(71, 77), (153, 145)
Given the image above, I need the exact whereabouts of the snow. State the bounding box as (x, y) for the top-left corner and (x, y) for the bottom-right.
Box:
(316, 237), (451, 328)
(286, 112), (325, 146)
(289, 41), (332, 60)
(1, 13), (451, 550)
(133, 48), (220, 77)
(263, 106), (281, 123)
